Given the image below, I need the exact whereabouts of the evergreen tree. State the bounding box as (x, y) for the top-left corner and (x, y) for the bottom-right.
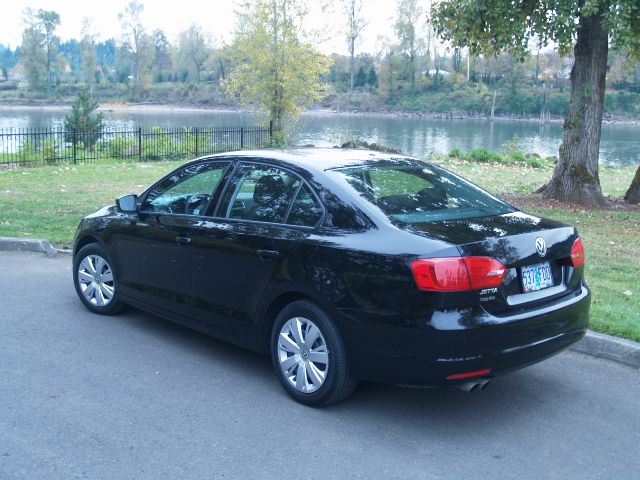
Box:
(367, 66), (378, 88)
(354, 66), (367, 88)
(64, 90), (104, 148)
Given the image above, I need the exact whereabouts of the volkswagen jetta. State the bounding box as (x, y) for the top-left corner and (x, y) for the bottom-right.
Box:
(73, 149), (590, 406)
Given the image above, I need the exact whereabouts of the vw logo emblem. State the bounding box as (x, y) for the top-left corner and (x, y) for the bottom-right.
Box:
(535, 237), (547, 257)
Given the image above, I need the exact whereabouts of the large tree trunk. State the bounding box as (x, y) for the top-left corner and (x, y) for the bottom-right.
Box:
(537, 12), (608, 207)
(624, 164), (640, 204)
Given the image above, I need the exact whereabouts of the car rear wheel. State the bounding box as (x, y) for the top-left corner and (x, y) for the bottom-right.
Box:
(73, 244), (125, 315)
(271, 300), (358, 406)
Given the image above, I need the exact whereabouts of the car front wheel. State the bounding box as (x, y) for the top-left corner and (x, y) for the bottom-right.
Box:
(271, 300), (358, 406)
(73, 243), (125, 315)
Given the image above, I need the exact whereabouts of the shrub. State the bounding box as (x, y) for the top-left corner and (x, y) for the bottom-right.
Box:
(508, 151), (527, 163)
(466, 147), (502, 163)
(448, 147), (463, 158)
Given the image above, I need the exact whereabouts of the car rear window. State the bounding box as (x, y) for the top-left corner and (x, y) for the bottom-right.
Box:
(328, 161), (515, 223)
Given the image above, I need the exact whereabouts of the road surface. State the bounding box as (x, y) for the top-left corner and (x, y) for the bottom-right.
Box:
(1, 251), (638, 479)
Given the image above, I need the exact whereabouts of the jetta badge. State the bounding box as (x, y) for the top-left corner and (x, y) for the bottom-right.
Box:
(535, 237), (547, 257)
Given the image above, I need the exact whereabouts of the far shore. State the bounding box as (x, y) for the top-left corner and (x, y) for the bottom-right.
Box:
(0, 102), (638, 126)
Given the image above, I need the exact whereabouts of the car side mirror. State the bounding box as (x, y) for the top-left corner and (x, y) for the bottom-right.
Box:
(116, 194), (138, 213)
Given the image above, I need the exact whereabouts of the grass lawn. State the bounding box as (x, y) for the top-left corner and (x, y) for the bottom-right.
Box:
(1, 156), (638, 342)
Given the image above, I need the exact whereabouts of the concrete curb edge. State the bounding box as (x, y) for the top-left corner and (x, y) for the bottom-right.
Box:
(0, 236), (58, 257)
(569, 331), (640, 369)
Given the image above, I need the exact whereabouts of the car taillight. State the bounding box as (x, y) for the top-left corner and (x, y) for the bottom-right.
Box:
(410, 257), (506, 292)
(570, 237), (585, 267)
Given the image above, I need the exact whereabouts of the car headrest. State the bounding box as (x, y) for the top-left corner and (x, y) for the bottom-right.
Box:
(253, 174), (286, 206)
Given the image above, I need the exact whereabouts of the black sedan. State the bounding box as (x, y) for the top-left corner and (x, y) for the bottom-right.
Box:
(73, 148), (590, 406)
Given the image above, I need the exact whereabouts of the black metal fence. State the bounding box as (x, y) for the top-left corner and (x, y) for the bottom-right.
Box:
(0, 123), (273, 168)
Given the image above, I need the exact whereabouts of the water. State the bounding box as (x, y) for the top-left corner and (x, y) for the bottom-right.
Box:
(0, 108), (638, 165)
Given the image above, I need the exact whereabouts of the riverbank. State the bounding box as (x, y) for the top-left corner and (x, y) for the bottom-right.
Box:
(1, 101), (639, 126)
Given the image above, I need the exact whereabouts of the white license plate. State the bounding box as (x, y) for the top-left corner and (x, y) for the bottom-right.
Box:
(521, 262), (554, 293)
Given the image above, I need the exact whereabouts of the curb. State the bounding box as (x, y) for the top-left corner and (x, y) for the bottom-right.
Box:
(569, 331), (640, 369)
(0, 237), (638, 369)
(0, 237), (58, 257)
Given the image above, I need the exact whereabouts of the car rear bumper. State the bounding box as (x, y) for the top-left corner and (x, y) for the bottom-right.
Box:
(339, 285), (590, 386)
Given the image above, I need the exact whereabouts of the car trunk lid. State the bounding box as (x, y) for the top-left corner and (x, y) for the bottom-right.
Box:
(405, 211), (582, 314)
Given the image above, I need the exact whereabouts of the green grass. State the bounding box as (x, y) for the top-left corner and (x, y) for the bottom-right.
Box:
(525, 208), (640, 341)
(0, 156), (638, 342)
(0, 160), (185, 247)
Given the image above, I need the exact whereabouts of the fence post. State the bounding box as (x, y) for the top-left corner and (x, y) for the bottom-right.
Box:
(72, 130), (77, 164)
(194, 127), (199, 157)
(240, 127), (244, 149)
(138, 127), (142, 162)
(269, 120), (273, 145)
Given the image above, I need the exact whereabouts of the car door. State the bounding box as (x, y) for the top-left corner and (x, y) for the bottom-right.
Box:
(189, 162), (325, 333)
(113, 160), (231, 314)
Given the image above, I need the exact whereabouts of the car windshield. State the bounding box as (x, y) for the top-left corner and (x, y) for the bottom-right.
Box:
(329, 160), (515, 223)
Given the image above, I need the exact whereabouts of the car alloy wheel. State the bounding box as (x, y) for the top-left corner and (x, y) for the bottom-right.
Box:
(277, 316), (330, 394)
(77, 254), (115, 307)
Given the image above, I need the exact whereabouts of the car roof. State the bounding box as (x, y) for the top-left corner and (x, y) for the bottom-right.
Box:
(204, 148), (417, 172)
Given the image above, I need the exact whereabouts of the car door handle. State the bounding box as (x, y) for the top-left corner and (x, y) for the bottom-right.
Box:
(257, 249), (280, 260)
(176, 235), (192, 245)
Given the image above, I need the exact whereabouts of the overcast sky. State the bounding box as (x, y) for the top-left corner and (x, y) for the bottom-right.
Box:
(0, 0), (401, 55)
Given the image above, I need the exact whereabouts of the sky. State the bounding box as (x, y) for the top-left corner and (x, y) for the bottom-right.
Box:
(0, 0), (400, 55)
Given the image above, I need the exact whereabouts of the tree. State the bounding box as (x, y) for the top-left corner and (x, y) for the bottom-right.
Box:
(355, 65), (367, 88)
(0, 45), (17, 82)
(80, 18), (97, 97)
(36, 9), (60, 91)
(343, 0), (367, 92)
(118, 1), (153, 93)
(64, 89), (104, 148)
(177, 24), (212, 83)
(225, 0), (329, 141)
(625, 166), (640, 204)
(367, 65), (378, 88)
(394, 0), (424, 94)
(433, 0), (640, 207)
(452, 47), (462, 73)
(96, 39), (117, 82)
(19, 9), (47, 90)
(152, 29), (172, 73)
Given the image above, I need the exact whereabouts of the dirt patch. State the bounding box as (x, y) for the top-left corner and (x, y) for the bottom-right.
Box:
(500, 193), (640, 212)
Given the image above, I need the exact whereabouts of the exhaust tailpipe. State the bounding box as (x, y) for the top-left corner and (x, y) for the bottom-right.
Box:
(456, 379), (491, 392)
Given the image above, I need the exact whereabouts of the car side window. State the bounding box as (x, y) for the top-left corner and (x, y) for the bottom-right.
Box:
(143, 162), (229, 215)
(220, 163), (300, 224)
(287, 184), (323, 227)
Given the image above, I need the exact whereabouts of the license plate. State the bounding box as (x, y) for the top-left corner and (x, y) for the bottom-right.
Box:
(521, 262), (554, 293)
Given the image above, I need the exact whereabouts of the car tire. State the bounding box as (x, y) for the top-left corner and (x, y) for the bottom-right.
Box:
(271, 300), (358, 406)
(73, 243), (126, 315)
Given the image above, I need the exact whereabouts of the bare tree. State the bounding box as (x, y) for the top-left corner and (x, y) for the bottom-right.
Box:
(343, 0), (367, 92)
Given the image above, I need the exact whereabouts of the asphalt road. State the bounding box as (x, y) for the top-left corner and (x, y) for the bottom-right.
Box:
(1, 251), (639, 480)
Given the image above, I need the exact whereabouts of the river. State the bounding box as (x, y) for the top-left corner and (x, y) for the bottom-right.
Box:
(0, 107), (638, 166)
